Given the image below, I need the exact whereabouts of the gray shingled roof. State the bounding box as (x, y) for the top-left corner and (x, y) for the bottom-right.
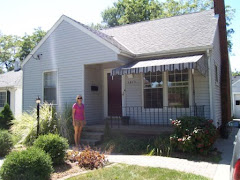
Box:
(232, 75), (240, 85)
(100, 10), (218, 55)
(65, 16), (133, 55)
(0, 70), (22, 88)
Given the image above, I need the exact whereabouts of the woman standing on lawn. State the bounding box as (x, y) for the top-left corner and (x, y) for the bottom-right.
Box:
(72, 95), (86, 148)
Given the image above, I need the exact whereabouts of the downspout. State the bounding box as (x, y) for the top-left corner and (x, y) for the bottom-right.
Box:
(191, 69), (196, 116)
(207, 50), (214, 121)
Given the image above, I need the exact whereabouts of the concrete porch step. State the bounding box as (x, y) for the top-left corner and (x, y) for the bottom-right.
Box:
(83, 125), (105, 132)
(82, 131), (104, 141)
(80, 138), (101, 146)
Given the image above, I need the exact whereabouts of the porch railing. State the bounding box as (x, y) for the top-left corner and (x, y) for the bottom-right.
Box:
(108, 105), (205, 127)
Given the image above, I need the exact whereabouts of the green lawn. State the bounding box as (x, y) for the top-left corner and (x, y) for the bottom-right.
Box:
(67, 164), (209, 180)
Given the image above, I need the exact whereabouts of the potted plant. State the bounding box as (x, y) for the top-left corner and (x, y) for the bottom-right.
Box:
(121, 116), (130, 125)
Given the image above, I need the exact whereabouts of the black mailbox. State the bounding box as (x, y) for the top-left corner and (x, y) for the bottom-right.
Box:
(91, 86), (98, 91)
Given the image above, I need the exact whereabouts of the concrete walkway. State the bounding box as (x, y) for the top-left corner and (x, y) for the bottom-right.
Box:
(107, 128), (238, 180)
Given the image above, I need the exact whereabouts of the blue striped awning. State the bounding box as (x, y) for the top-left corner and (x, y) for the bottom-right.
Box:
(111, 55), (206, 76)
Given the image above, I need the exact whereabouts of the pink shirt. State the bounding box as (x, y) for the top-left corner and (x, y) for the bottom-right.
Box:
(73, 103), (85, 120)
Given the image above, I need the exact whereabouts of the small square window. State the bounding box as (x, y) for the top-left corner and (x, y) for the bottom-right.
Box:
(236, 101), (240, 105)
(215, 65), (218, 83)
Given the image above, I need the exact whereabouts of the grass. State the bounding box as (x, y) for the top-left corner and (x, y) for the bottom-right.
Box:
(67, 163), (209, 180)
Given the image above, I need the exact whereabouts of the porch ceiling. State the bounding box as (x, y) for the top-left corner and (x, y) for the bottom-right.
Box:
(111, 55), (206, 76)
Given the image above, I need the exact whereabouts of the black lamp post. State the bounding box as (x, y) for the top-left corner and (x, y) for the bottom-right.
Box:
(36, 96), (41, 137)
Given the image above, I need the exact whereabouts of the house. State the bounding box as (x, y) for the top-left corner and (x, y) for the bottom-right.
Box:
(21, 0), (231, 128)
(232, 75), (240, 118)
(0, 66), (22, 117)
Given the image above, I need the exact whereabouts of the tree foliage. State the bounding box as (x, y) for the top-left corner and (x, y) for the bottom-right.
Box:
(0, 35), (21, 71)
(17, 27), (46, 61)
(0, 28), (46, 72)
(101, 0), (235, 52)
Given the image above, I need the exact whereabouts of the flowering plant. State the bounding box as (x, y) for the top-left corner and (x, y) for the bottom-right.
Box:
(170, 117), (217, 155)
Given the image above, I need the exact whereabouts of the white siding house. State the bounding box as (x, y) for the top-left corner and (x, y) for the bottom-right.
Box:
(22, 10), (227, 127)
(0, 70), (22, 117)
(232, 76), (240, 118)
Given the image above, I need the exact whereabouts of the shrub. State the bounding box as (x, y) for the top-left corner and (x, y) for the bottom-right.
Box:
(0, 104), (14, 129)
(57, 104), (74, 144)
(33, 133), (69, 165)
(0, 147), (53, 180)
(170, 116), (217, 155)
(71, 146), (107, 170)
(147, 135), (172, 157)
(0, 129), (13, 157)
(10, 103), (58, 146)
(103, 120), (112, 141)
(103, 133), (150, 154)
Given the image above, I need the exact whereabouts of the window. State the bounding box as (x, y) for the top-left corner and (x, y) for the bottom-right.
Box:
(236, 101), (240, 105)
(0, 92), (6, 107)
(168, 70), (189, 107)
(215, 65), (218, 83)
(143, 71), (163, 108)
(44, 71), (57, 104)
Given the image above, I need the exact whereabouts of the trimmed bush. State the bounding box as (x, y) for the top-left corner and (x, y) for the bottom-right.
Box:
(170, 116), (217, 155)
(33, 133), (69, 165)
(0, 129), (13, 157)
(0, 104), (14, 129)
(0, 147), (53, 180)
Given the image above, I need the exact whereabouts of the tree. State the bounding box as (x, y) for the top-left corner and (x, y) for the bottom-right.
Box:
(232, 70), (240, 77)
(0, 35), (21, 71)
(17, 27), (46, 61)
(101, 0), (235, 52)
(0, 103), (14, 129)
(0, 28), (46, 72)
(102, 0), (163, 27)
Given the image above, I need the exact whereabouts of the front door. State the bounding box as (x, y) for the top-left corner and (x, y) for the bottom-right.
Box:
(107, 73), (122, 116)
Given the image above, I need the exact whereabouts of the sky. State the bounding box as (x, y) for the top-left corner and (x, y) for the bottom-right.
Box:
(0, 0), (239, 71)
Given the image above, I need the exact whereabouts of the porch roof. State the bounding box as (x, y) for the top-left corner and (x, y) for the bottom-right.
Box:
(111, 55), (206, 76)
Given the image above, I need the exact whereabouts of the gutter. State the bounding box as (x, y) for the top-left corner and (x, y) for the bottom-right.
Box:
(207, 49), (214, 122)
(119, 45), (213, 60)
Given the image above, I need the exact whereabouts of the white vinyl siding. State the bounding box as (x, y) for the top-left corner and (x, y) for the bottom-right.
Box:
(211, 26), (222, 126)
(23, 20), (117, 114)
(84, 65), (103, 124)
(194, 70), (210, 119)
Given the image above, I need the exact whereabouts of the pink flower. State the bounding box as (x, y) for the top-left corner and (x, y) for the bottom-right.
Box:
(208, 120), (213, 123)
(178, 138), (182, 142)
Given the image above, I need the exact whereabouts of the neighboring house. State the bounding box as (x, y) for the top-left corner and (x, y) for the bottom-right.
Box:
(0, 68), (22, 117)
(232, 75), (240, 118)
(21, 1), (230, 127)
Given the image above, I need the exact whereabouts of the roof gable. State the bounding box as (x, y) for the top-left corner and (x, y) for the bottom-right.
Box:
(22, 10), (219, 67)
(22, 15), (124, 67)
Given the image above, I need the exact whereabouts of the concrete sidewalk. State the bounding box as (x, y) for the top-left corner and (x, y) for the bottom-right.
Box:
(107, 155), (218, 179)
(107, 128), (238, 180)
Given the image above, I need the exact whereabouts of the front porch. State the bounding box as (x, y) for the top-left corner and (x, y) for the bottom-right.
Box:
(109, 105), (206, 127)
(84, 54), (210, 127)
(84, 124), (173, 135)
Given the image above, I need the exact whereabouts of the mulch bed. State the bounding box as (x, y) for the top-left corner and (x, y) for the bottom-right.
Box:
(51, 160), (84, 180)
